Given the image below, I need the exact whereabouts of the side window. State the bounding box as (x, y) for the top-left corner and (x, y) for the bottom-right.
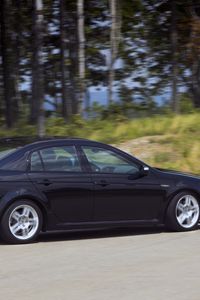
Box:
(0, 152), (28, 171)
(82, 146), (140, 174)
(30, 151), (43, 171)
(39, 146), (82, 172)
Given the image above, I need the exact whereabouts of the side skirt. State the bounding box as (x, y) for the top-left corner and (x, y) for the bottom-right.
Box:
(50, 219), (162, 231)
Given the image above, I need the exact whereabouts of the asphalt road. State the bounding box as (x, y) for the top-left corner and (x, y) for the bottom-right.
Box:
(0, 227), (200, 300)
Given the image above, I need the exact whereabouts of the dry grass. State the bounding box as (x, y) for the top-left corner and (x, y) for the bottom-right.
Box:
(1, 113), (200, 174)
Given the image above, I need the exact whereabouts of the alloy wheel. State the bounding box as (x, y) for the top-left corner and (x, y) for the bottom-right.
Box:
(176, 195), (199, 229)
(9, 205), (39, 240)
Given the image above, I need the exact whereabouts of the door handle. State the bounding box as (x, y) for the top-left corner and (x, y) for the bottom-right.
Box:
(94, 180), (109, 187)
(36, 179), (52, 186)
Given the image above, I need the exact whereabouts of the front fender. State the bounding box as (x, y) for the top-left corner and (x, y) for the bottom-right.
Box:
(162, 185), (200, 223)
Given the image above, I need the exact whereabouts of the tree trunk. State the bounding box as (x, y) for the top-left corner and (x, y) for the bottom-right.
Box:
(12, 0), (21, 123)
(77, 0), (85, 115)
(60, 0), (72, 121)
(31, 0), (45, 137)
(188, 4), (200, 108)
(0, 0), (18, 128)
(171, 0), (179, 113)
(190, 59), (200, 108)
(108, 0), (121, 105)
(85, 88), (90, 118)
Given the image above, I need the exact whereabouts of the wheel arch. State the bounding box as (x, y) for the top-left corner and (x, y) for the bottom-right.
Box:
(164, 188), (200, 222)
(0, 195), (48, 231)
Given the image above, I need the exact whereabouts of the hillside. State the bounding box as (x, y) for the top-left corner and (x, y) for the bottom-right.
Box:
(116, 134), (199, 174)
(1, 113), (200, 174)
(112, 114), (200, 174)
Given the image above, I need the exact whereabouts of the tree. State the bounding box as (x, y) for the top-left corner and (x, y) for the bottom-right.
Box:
(31, 0), (45, 137)
(108, 0), (121, 104)
(187, 0), (200, 108)
(142, 0), (200, 110)
(171, 0), (179, 113)
(0, 0), (19, 128)
(60, 0), (72, 121)
(77, 0), (85, 114)
(1, 0), (200, 128)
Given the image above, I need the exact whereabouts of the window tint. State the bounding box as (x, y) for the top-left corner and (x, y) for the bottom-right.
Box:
(0, 148), (17, 159)
(30, 151), (43, 171)
(37, 146), (81, 172)
(0, 152), (27, 171)
(82, 146), (139, 174)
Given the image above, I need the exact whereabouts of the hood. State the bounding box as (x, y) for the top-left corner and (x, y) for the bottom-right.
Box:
(155, 167), (200, 180)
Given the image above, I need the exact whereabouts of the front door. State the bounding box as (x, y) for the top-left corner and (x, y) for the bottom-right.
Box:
(28, 145), (93, 223)
(81, 145), (164, 222)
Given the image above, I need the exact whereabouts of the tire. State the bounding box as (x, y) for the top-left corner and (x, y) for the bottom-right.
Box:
(166, 191), (200, 231)
(0, 200), (42, 244)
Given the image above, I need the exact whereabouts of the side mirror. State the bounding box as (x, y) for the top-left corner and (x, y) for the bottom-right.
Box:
(140, 166), (149, 176)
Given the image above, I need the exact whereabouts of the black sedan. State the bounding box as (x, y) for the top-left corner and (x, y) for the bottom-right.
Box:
(0, 138), (199, 244)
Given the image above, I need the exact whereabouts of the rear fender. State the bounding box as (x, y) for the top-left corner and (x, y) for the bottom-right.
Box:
(0, 188), (49, 218)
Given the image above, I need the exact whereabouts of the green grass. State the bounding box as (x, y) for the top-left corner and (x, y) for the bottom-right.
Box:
(0, 112), (200, 174)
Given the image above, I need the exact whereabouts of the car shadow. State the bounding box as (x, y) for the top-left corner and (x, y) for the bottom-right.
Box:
(37, 226), (165, 244)
(0, 226), (164, 245)
(1, 225), (199, 245)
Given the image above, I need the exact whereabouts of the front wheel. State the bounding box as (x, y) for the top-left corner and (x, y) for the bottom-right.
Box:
(0, 200), (42, 244)
(166, 192), (200, 231)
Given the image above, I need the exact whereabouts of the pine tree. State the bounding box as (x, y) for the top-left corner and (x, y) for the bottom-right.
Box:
(77, 0), (85, 114)
(31, 0), (45, 136)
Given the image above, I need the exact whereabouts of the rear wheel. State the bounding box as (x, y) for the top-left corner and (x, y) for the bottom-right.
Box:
(166, 192), (200, 231)
(0, 200), (42, 244)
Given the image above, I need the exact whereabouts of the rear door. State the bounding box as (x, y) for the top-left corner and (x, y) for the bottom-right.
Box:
(28, 145), (93, 223)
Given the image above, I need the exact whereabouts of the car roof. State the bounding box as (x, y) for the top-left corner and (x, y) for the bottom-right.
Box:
(17, 137), (112, 152)
(0, 137), (112, 164)
(27, 138), (99, 146)
(0, 136), (89, 145)
(0, 137), (116, 154)
(0, 137), (148, 169)
(27, 138), (90, 146)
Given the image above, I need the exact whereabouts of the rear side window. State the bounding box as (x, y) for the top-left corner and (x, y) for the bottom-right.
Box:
(0, 152), (27, 171)
(0, 148), (17, 159)
(30, 146), (82, 172)
(30, 152), (43, 171)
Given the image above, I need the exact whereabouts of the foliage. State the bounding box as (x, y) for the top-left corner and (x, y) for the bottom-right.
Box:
(1, 0), (200, 131)
(179, 93), (196, 114)
(0, 112), (199, 173)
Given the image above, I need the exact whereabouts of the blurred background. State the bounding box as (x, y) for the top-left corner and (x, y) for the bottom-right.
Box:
(0, 0), (200, 173)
